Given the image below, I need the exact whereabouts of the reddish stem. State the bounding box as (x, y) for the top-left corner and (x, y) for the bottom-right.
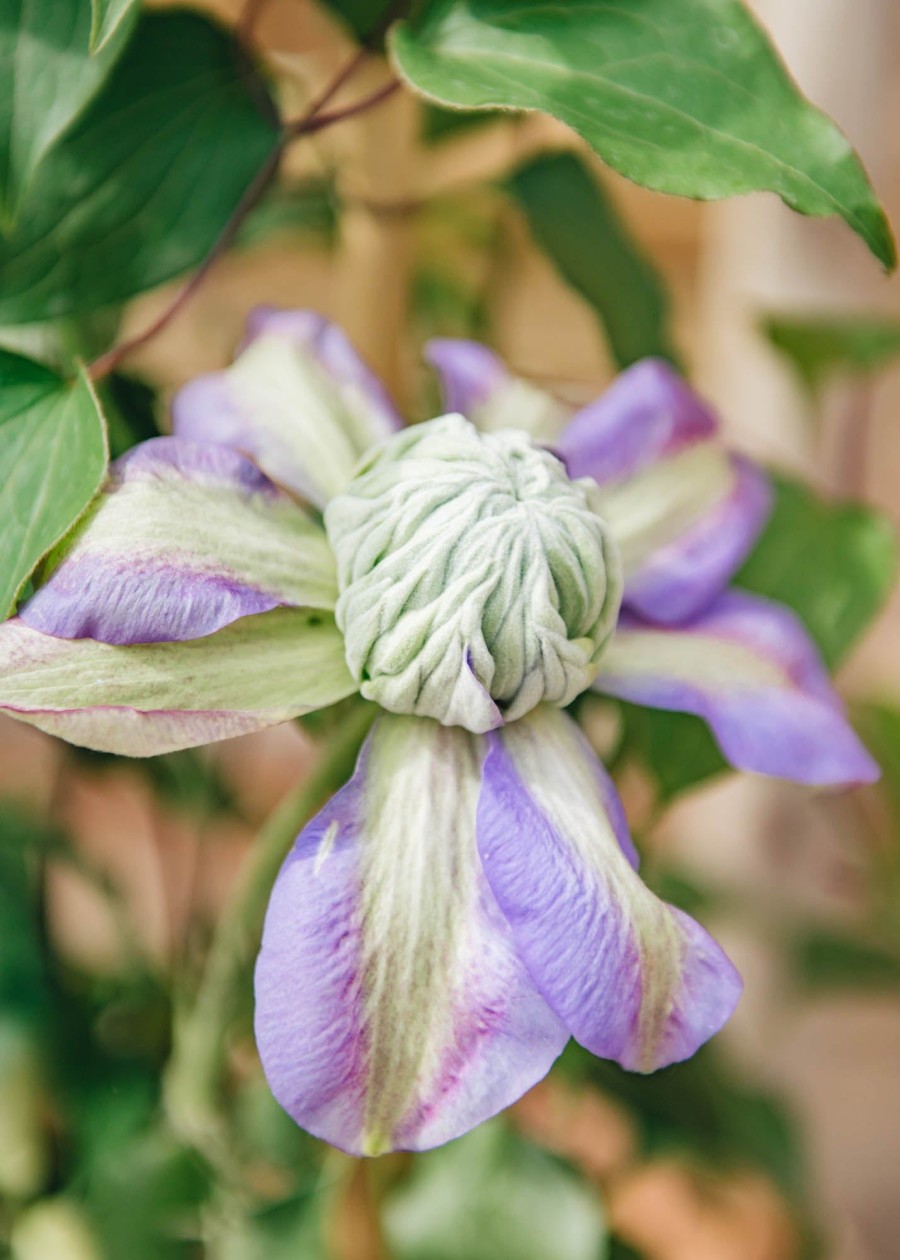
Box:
(87, 143), (282, 382)
(87, 51), (400, 382)
(284, 78), (401, 139)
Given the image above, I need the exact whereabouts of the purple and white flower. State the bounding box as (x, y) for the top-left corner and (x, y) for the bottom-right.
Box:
(0, 310), (877, 1156)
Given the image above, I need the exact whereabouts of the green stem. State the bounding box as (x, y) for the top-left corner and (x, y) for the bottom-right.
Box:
(164, 703), (375, 1168)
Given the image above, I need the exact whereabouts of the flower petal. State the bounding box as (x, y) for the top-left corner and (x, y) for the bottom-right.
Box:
(617, 457), (772, 624)
(255, 714), (568, 1156)
(20, 438), (336, 645)
(595, 592), (879, 786)
(476, 706), (741, 1071)
(425, 339), (568, 441)
(173, 309), (401, 507)
(558, 360), (770, 621)
(0, 609), (356, 756)
(557, 359), (717, 486)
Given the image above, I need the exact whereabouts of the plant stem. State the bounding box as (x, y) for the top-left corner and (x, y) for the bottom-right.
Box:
(86, 142), (283, 383)
(163, 703), (375, 1167)
(283, 78), (401, 140)
(86, 46), (400, 383)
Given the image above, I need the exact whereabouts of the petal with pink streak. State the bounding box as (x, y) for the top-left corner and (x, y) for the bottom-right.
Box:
(20, 437), (336, 645)
(557, 361), (771, 619)
(255, 714), (568, 1156)
(596, 591), (879, 786)
(477, 707), (741, 1071)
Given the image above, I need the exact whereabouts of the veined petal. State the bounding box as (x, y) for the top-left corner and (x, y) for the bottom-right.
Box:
(255, 714), (568, 1157)
(425, 339), (568, 442)
(0, 609), (356, 757)
(558, 360), (770, 622)
(20, 438), (336, 645)
(557, 359), (717, 486)
(477, 707), (741, 1072)
(173, 309), (401, 508)
(602, 453), (772, 624)
(595, 592), (879, 786)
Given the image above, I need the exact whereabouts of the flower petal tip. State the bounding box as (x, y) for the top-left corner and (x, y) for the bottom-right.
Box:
(598, 592), (879, 789)
(255, 714), (567, 1157)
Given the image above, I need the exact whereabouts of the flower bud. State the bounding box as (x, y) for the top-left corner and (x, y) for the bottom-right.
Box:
(325, 415), (621, 732)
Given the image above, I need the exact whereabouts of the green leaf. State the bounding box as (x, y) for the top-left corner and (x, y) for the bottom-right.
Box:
(735, 476), (897, 669)
(317, 0), (395, 41)
(236, 179), (337, 251)
(764, 315), (900, 393)
(0, 808), (53, 1018)
(606, 1242), (646, 1260)
(71, 1084), (207, 1260)
(0, 0), (135, 226)
(239, 1195), (328, 1260)
(507, 151), (675, 369)
(0, 12), (279, 324)
(384, 1120), (606, 1260)
(90, 0), (139, 52)
(0, 351), (107, 618)
(856, 703), (900, 818)
(619, 704), (726, 804)
(391, 0), (895, 269)
(791, 927), (900, 994)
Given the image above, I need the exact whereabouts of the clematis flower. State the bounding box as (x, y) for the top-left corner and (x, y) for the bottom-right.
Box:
(0, 309), (876, 1156)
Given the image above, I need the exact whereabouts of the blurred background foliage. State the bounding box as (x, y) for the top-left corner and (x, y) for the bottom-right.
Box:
(1, 0), (899, 1258)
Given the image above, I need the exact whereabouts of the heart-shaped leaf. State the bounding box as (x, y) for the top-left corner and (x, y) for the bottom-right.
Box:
(0, 0), (135, 225)
(0, 12), (279, 324)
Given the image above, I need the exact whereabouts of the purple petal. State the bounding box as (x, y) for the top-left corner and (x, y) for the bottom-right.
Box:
(19, 437), (336, 646)
(425, 340), (508, 416)
(254, 714), (568, 1156)
(622, 457), (773, 624)
(476, 707), (741, 1071)
(425, 338), (568, 440)
(597, 591), (879, 786)
(173, 309), (400, 507)
(244, 307), (402, 434)
(557, 359), (717, 486)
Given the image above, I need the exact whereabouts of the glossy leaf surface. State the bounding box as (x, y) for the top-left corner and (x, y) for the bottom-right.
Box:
(0, 351), (107, 618)
(392, 0), (895, 268)
(0, 13), (279, 323)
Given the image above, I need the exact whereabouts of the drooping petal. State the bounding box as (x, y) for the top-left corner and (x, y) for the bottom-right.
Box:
(20, 438), (337, 645)
(0, 609), (356, 757)
(595, 592), (879, 786)
(557, 360), (771, 622)
(611, 456), (772, 624)
(173, 309), (401, 508)
(476, 706), (741, 1072)
(425, 339), (569, 441)
(255, 714), (568, 1156)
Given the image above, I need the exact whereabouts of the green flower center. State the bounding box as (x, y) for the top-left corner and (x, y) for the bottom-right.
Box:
(324, 414), (622, 732)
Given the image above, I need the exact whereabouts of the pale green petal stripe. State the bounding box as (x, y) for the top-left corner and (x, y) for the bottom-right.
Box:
(0, 609), (357, 756)
(600, 627), (786, 692)
(595, 445), (733, 575)
(472, 375), (569, 442)
(358, 717), (487, 1150)
(45, 445), (338, 612)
